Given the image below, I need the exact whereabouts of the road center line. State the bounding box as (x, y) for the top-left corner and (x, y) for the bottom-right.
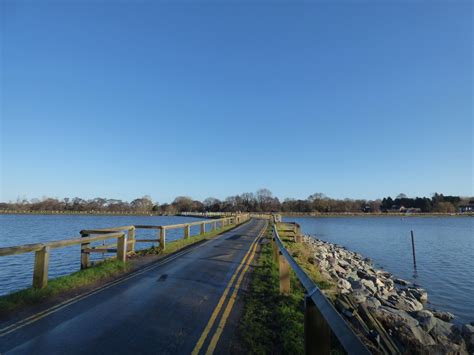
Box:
(192, 221), (267, 355)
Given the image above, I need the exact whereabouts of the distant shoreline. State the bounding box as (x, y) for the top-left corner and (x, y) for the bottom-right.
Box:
(0, 210), (472, 217)
(281, 212), (473, 218)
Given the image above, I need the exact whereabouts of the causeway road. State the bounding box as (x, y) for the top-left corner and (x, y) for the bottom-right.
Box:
(0, 218), (268, 354)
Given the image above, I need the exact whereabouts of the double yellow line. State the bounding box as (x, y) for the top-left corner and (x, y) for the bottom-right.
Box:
(0, 221), (251, 338)
(192, 221), (267, 355)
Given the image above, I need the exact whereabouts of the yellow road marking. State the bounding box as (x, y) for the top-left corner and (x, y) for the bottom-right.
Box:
(192, 221), (267, 355)
(205, 224), (265, 354)
(191, 225), (262, 355)
(0, 221), (251, 338)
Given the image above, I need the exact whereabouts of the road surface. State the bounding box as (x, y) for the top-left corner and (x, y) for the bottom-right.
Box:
(0, 218), (267, 354)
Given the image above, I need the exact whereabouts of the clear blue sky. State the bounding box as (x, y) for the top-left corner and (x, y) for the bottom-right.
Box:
(1, 0), (472, 203)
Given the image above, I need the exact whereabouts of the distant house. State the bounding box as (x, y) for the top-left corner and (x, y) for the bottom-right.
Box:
(389, 205), (404, 213)
(403, 208), (422, 214)
(459, 204), (474, 213)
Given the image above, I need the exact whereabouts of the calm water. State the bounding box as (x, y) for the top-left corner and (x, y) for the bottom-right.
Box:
(283, 216), (474, 324)
(0, 214), (207, 296)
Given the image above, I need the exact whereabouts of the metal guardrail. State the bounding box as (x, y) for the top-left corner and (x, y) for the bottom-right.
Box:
(272, 224), (371, 355)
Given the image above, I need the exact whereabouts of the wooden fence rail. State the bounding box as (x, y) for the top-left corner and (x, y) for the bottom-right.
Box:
(0, 214), (250, 290)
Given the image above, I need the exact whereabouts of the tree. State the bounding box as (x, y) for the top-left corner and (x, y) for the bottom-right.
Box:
(256, 188), (274, 212)
(131, 195), (154, 212)
(172, 196), (194, 212)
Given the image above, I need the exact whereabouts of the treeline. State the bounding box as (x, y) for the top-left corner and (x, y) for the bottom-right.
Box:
(1, 190), (472, 214)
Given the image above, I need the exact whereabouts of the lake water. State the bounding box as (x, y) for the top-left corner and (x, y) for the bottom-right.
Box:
(0, 214), (207, 296)
(283, 216), (474, 324)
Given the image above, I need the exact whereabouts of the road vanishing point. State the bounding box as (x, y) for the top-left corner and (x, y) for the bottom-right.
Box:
(0, 219), (268, 354)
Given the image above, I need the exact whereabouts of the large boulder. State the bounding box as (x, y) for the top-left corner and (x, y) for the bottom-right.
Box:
(387, 294), (424, 312)
(433, 311), (455, 322)
(375, 306), (437, 348)
(462, 324), (474, 352)
(429, 317), (467, 354)
(414, 310), (437, 332)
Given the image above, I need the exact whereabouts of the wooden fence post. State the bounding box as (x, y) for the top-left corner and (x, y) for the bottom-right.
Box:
(279, 251), (290, 295)
(212, 221), (217, 231)
(33, 245), (49, 289)
(128, 226), (135, 252)
(272, 236), (279, 263)
(160, 227), (166, 251)
(81, 233), (90, 269)
(117, 233), (127, 262)
(184, 225), (190, 239)
(305, 296), (331, 354)
(200, 223), (205, 235)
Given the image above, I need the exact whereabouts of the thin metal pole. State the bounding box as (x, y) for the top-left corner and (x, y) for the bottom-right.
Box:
(411, 230), (416, 268)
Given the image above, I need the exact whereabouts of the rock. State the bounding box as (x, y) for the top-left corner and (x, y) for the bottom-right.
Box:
(376, 270), (391, 279)
(433, 311), (455, 322)
(361, 279), (377, 294)
(366, 296), (381, 311)
(415, 310), (437, 332)
(337, 259), (350, 268)
(352, 290), (367, 304)
(383, 278), (395, 291)
(429, 317), (467, 352)
(387, 294), (423, 312)
(375, 306), (437, 348)
(333, 264), (348, 275)
(376, 306), (419, 327)
(393, 278), (410, 286)
(462, 324), (474, 351)
(349, 280), (364, 290)
(337, 278), (351, 291)
(407, 287), (428, 303)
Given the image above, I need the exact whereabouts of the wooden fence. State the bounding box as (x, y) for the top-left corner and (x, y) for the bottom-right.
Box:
(0, 214), (250, 290)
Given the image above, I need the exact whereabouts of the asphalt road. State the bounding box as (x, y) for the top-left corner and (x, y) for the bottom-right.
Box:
(0, 218), (267, 355)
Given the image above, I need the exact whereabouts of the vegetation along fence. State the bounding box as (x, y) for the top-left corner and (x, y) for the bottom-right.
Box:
(0, 214), (250, 290)
(272, 222), (370, 355)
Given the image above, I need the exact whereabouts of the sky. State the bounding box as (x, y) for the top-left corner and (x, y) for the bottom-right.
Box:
(0, 0), (472, 203)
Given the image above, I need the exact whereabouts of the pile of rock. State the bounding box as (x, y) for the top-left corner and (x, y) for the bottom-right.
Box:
(303, 235), (473, 354)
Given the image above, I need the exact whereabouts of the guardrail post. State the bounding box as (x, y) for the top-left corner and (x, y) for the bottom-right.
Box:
(117, 233), (127, 262)
(184, 224), (190, 239)
(212, 221), (217, 231)
(128, 226), (136, 252)
(305, 296), (331, 354)
(81, 232), (90, 269)
(33, 245), (49, 289)
(221, 219), (226, 228)
(272, 236), (279, 263)
(160, 227), (166, 251)
(200, 223), (205, 235)
(279, 251), (290, 295)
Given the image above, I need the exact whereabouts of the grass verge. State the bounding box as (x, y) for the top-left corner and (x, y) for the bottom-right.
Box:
(0, 259), (131, 315)
(235, 223), (305, 354)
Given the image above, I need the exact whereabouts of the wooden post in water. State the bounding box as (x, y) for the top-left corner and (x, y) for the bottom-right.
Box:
(279, 251), (290, 295)
(184, 225), (190, 239)
(160, 227), (166, 251)
(33, 245), (50, 289)
(411, 230), (417, 268)
(81, 233), (90, 269)
(200, 223), (205, 235)
(305, 296), (331, 354)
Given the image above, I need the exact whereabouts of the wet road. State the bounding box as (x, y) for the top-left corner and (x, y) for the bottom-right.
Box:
(0, 219), (267, 354)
